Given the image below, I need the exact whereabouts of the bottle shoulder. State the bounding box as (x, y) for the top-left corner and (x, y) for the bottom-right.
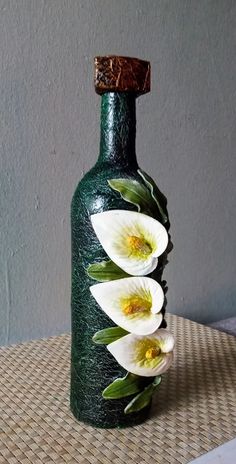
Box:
(71, 162), (169, 227)
(72, 162), (139, 213)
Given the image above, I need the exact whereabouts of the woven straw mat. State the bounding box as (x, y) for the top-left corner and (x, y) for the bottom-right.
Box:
(0, 315), (235, 464)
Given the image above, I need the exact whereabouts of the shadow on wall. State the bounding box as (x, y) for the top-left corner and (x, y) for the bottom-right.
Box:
(170, 287), (236, 325)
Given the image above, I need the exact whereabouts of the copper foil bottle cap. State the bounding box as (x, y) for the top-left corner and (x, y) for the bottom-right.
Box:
(94, 55), (150, 95)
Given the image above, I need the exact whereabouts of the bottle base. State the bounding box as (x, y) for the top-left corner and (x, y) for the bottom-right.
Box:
(70, 399), (151, 429)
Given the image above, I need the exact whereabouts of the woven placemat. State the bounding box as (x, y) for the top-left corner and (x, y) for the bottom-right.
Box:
(0, 315), (235, 464)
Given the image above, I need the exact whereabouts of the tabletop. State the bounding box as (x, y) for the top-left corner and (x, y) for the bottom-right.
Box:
(0, 314), (235, 464)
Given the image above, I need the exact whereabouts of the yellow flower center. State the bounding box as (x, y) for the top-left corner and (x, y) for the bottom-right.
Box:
(145, 347), (161, 359)
(126, 235), (152, 257)
(134, 338), (163, 368)
(123, 297), (151, 317)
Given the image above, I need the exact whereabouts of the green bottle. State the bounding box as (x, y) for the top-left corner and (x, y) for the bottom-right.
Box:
(70, 56), (170, 428)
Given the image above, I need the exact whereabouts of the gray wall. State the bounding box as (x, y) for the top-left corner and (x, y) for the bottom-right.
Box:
(1, 0), (236, 345)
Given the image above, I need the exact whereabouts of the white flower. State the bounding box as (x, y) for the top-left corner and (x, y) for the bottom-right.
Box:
(90, 277), (164, 335)
(90, 210), (168, 276)
(107, 329), (175, 377)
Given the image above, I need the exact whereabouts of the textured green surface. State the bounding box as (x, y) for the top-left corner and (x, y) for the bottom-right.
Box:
(70, 92), (170, 428)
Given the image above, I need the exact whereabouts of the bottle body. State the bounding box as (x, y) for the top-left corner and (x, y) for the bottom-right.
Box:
(70, 93), (169, 428)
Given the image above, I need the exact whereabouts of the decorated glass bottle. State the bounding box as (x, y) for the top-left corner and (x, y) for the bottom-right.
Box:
(70, 56), (171, 428)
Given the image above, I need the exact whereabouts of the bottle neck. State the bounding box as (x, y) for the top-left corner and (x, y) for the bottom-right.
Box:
(98, 92), (138, 168)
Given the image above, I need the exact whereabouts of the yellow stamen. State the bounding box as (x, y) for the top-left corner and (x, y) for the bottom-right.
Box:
(127, 236), (152, 256)
(145, 347), (161, 360)
(134, 339), (163, 368)
(123, 297), (151, 316)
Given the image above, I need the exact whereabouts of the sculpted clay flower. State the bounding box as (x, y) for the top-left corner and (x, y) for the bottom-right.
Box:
(90, 277), (164, 335)
(90, 210), (168, 276)
(107, 329), (175, 377)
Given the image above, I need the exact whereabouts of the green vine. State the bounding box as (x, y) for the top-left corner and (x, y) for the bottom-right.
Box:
(89, 172), (168, 413)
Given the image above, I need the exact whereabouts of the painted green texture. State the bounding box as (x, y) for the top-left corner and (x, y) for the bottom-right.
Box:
(70, 92), (170, 428)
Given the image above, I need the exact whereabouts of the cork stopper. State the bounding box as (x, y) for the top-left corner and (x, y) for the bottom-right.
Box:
(94, 56), (150, 95)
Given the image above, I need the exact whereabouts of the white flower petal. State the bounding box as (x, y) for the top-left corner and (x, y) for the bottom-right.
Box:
(107, 330), (175, 377)
(90, 277), (164, 335)
(154, 329), (175, 353)
(91, 210), (168, 276)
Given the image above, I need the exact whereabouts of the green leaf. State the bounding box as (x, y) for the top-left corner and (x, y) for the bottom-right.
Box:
(108, 178), (153, 214)
(124, 376), (162, 414)
(124, 384), (154, 414)
(92, 326), (128, 345)
(102, 373), (142, 400)
(87, 260), (129, 282)
(152, 375), (162, 387)
(137, 169), (169, 224)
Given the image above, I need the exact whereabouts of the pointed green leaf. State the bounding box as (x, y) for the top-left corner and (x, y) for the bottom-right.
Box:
(138, 169), (169, 224)
(124, 376), (162, 414)
(87, 260), (129, 282)
(102, 373), (142, 399)
(92, 326), (128, 345)
(124, 384), (154, 414)
(152, 375), (162, 387)
(108, 178), (153, 214)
